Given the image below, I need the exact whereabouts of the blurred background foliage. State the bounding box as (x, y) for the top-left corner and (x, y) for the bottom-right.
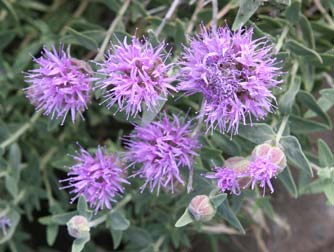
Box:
(1, 0), (334, 251)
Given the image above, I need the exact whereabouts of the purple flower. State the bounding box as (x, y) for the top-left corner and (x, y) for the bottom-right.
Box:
(61, 146), (129, 213)
(96, 37), (176, 117)
(206, 167), (241, 195)
(247, 155), (279, 194)
(24, 45), (93, 124)
(125, 114), (199, 193)
(0, 215), (11, 235)
(178, 26), (282, 134)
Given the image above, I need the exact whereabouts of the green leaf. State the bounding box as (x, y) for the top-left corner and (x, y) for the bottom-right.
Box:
(297, 91), (331, 128)
(279, 76), (301, 114)
(237, 123), (275, 144)
(77, 196), (92, 219)
(0, 30), (16, 50)
(299, 14), (315, 49)
(47, 225), (59, 246)
(284, 1), (300, 24)
(200, 146), (224, 168)
(110, 229), (123, 249)
(280, 136), (313, 176)
(273, 0), (291, 5)
(110, 211), (130, 231)
(232, 0), (261, 31)
(52, 211), (78, 225)
(323, 183), (334, 205)
(285, 39), (323, 63)
(175, 208), (194, 228)
(9, 143), (21, 180)
(210, 133), (241, 156)
(278, 167), (298, 198)
(71, 235), (90, 252)
(217, 200), (245, 234)
(64, 27), (98, 51)
(255, 198), (275, 219)
(5, 175), (18, 198)
(289, 115), (330, 134)
(210, 193), (227, 209)
(318, 139), (334, 167)
(299, 61), (314, 92)
(0, 0), (20, 26)
(141, 98), (166, 126)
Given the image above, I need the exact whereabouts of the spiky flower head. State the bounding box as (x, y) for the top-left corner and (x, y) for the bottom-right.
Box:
(125, 114), (199, 194)
(247, 143), (286, 194)
(61, 146), (129, 213)
(178, 26), (282, 134)
(247, 155), (279, 194)
(206, 156), (249, 194)
(0, 215), (11, 235)
(24, 45), (93, 124)
(206, 167), (240, 194)
(96, 36), (175, 117)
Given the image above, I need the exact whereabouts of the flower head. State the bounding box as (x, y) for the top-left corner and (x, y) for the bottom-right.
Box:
(125, 114), (199, 193)
(248, 155), (279, 194)
(24, 45), (93, 124)
(206, 156), (249, 194)
(206, 167), (241, 195)
(0, 215), (11, 235)
(178, 26), (282, 134)
(96, 37), (175, 117)
(61, 146), (129, 213)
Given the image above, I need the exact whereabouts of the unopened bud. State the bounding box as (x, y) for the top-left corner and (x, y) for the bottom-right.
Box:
(252, 143), (287, 172)
(188, 195), (216, 222)
(67, 215), (90, 239)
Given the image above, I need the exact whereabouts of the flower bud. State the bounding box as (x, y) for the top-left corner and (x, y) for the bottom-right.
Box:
(67, 215), (90, 239)
(188, 195), (216, 222)
(269, 146), (287, 171)
(252, 143), (287, 173)
(225, 156), (250, 188)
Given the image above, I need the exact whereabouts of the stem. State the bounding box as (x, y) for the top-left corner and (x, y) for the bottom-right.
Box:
(192, 99), (206, 137)
(155, 0), (180, 36)
(0, 112), (41, 150)
(40, 133), (66, 206)
(60, 0), (91, 36)
(211, 0), (218, 31)
(275, 26), (289, 53)
(275, 115), (289, 145)
(94, 0), (131, 61)
(206, 3), (232, 28)
(89, 194), (132, 227)
(187, 168), (194, 193)
(310, 162), (321, 172)
(153, 236), (165, 252)
(314, 0), (334, 28)
(186, 0), (205, 33)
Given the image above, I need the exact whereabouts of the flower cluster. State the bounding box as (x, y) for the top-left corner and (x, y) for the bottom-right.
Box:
(24, 45), (94, 124)
(207, 143), (286, 195)
(125, 114), (199, 193)
(96, 37), (175, 117)
(61, 146), (129, 213)
(178, 26), (282, 134)
(23, 25), (284, 213)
